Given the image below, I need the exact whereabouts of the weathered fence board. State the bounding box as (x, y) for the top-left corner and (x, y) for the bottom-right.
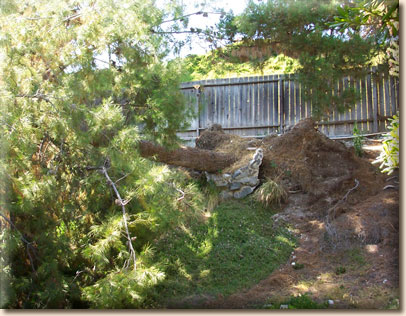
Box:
(178, 68), (399, 145)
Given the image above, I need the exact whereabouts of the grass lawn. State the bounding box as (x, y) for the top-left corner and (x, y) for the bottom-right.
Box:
(148, 198), (296, 307)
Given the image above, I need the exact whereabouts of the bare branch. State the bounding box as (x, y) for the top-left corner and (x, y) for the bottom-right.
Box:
(342, 179), (359, 201)
(172, 183), (186, 201)
(159, 11), (223, 24)
(100, 167), (137, 271)
(114, 173), (131, 184)
(150, 30), (199, 35)
(325, 178), (360, 235)
(15, 92), (59, 112)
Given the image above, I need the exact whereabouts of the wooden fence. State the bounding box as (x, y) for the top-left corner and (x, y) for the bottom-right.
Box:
(178, 68), (399, 146)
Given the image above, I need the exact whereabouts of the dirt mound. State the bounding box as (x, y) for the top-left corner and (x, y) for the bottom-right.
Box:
(261, 119), (385, 202)
(198, 118), (386, 208)
(196, 128), (262, 173)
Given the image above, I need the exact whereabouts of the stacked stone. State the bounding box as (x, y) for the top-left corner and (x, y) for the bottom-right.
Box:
(205, 148), (263, 199)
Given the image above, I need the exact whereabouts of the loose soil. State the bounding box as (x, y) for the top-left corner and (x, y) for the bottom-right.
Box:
(186, 118), (399, 309)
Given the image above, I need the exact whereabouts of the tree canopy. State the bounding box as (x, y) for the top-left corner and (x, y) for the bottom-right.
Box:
(0, 0), (212, 308)
(215, 0), (398, 118)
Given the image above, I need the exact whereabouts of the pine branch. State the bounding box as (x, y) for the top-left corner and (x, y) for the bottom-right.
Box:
(15, 91), (59, 113)
(0, 212), (37, 273)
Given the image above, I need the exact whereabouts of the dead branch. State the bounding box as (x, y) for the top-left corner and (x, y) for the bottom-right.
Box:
(100, 167), (137, 271)
(324, 179), (360, 247)
(114, 173), (131, 184)
(159, 11), (223, 24)
(383, 184), (398, 190)
(341, 179), (360, 202)
(327, 179), (359, 219)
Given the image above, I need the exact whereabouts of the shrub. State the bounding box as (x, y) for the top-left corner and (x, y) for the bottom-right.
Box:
(353, 123), (364, 157)
(374, 113), (399, 175)
(254, 179), (288, 207)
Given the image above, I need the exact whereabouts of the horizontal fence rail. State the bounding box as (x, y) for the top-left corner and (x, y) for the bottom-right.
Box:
(177, 69), (399, 146)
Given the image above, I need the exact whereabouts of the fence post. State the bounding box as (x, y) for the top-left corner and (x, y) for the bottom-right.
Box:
(193, 85), (201, 138)
(279, 78), (284, 134)
(371, 67), (379, 133)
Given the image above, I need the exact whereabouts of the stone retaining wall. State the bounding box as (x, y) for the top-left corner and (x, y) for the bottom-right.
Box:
(205, 148), (263, 199)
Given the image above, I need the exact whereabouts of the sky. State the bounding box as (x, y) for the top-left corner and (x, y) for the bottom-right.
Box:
(94, 0), (249, 68)
(171, 0), (249, 57)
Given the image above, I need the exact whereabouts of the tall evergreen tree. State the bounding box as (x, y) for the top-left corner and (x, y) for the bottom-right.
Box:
(0, 0), (211, 308)
(216, 0), (397, 118)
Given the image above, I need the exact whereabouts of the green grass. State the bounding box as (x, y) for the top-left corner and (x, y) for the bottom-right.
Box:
(346, 247), (367, 267)
(148, 198), (296, 307)
(335, 266), (346, 275)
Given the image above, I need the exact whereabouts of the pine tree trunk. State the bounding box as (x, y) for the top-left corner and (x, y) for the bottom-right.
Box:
(138, 140), (237, 173)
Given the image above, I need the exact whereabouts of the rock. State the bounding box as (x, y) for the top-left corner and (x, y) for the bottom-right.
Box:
(206, 173), (230, 187)
(229, 182), (242, 191)
(240, 176), (259, 186)
(234, 186), (254, 199)
(206, 146), (263, 199)
(252, 148), (263, 162)
(280, 304), (289, 309)
(219, 191), (234, 200)
(250, 160), (262, 169)
(211, 174), (229, 187)
(232, 166), (250, 180)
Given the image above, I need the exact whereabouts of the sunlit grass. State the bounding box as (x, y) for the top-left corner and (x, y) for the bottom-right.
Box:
(149, 198), (297, 307)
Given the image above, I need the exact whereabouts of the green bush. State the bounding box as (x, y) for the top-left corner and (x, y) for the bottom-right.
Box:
(374, 113), (399, 174)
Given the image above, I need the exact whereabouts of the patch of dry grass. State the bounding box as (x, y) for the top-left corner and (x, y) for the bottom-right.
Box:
(254, 179), (288, 207)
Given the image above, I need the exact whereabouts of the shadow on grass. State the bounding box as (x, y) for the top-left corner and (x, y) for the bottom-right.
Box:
(147, 198), (296, 308)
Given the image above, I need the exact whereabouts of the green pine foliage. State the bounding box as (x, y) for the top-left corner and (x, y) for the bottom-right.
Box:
(215, 0), (395, 119)
(0, 0), (203, 308)
(179, 50), (300, 81)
